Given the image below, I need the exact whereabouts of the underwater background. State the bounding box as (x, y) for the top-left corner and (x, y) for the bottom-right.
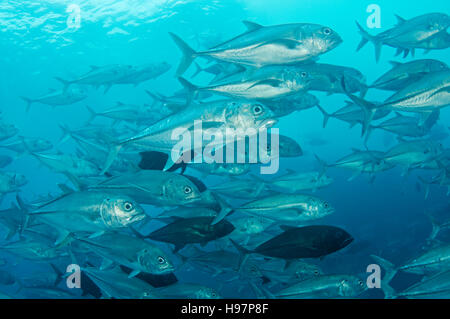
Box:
(0, 0), (449, 299)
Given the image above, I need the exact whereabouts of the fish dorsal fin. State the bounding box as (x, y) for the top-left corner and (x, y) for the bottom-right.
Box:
(57, 183), (75, 195)
(394, 112), (404, 118)
(116, 101), (125, 106)
(48, 88), (57, 93)
(394, 14), (406, 25)
(89, 65), (100, 71)
(279, 225), (297, 232)
(389, 61), (402, 67)
(242, 21), (263, 32)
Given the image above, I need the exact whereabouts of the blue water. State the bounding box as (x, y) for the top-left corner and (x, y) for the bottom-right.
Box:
(0, 0), (449, 299)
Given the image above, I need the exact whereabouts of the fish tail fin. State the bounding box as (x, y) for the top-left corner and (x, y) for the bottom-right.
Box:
(54, 77), (71, 92)
(57, 124), (71, 145)
(178, 77), (198, 104)
(364, 125), (375, 143)
(85, 105), (97, 124)
(192, 62), (204, 78)
(314, 154), (328, 178)
(229, 239), (251, 271)
(145, 90), (163, 107)
(210, 194), (233, 225)
(359, 83), (369, 98)
(355, 21), (382, 62)
(425, 211), (441, 241)
(20, 97), (33, 112)
(169, 32), (197, 76)
(101, 144), (123, 175)
(316, 104), (331, 128)
(49, 263), (64, 287)
(340, 77), (379, 138)
(370, 254), (397, 298)
(418, 176), (431, 199)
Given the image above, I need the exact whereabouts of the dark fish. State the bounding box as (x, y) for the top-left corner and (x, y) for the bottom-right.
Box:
(147, 217), (235, 252)
(231, 225), (353, 264)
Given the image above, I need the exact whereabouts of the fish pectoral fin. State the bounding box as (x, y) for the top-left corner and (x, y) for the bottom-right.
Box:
(260, 39), (301, 49)
(88, 231), (105, 239)
(248, 79), (283, 89)
(100, 258), (115, 270)
(128, 270), (141, 278)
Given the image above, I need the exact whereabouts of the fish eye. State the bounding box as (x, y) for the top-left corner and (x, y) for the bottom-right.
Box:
(252, 104), (263, 115)
(157, 256), (165, 264)
(211, 292), (217, 297)
(358, 280), (364, 286)
(314, 270), (319, 275)
(301, 71), (307, 78)
(183, 186), (192, 194)
(323, 27), (332, 35)
(324, 203), (329, 208)
(123, 201), (133, 211)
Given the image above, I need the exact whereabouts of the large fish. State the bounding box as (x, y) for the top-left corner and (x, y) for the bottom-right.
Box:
(366, 110), (439, 141)
(153, 283), (222, 299)
(210, 177), (268, 199)
(86, 170), (217, 208)
(317, 101), (390, 129)
(299, 63), (368, 96)
(101, 99), (276, 173)
(356, 13), (450, 61)
(231, 225), (353, 265)
(0, 137), (53, 155)
(268, 274), (366, 298)
(145, 216), (235, 252)
(266, 169), (334, 193)
(29, 152), (101, 177)
(21, 87), (87, 112)
(371, 59), (448, 91)
(170, 21), (342, 74)
(55, 64), (136, 93)
(115, 62), (171, 86)
(85, 104), (161, 125)
(75, 232), (174, 276)
(316, 150), (394, 180)
(383, 140), (443, 168)
(28, 191), (145, 243)
(178, 65), (311, 101)
(237, 193), (334, 223)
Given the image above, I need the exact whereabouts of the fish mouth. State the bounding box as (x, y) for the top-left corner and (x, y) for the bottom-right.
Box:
(342, 236), (354, 247)
(259, 118), (278, 130)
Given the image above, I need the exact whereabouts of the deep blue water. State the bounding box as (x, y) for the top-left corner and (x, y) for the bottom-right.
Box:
(0, 0), (449, 299)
